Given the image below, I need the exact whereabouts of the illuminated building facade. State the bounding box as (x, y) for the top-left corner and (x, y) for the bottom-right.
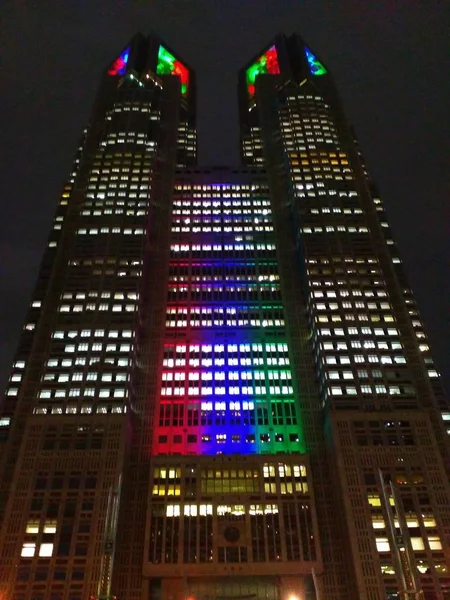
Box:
(240, 34), (450, 600)
(0, 31), (449, 600)
(0, 33), (196, 600)
(143, 168), (320, 600)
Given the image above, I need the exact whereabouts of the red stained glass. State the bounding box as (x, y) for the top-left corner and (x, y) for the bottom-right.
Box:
(173, 61), (189, 86)
(108, 47), (130, 76)
(265, 47), (280, 75)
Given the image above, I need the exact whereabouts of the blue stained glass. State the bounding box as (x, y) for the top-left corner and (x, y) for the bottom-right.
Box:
(305, 47), (327, 76)
(108, 47), (130, 77)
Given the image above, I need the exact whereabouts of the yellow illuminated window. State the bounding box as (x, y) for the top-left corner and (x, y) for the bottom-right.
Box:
(416, 561), (429, 574)
(381, 564), (395, 575)
(21, 543), (36, 557)
(43, 521), (57, 534)
(376, 538), (390, 552)
(264, 482), (276, 494)
(368, 495), (381, 507)
(372, 518), (385, 529)
(263, 464), (276, 477)
(293, 465), (307, 477)
(39, 543), (54, 557)
(411, 538), (425, 551)
(199, 504), (213, 516)
(26, 521), (39, 534)
(428, 536), (442, 550)
(166, 505), (181, 517)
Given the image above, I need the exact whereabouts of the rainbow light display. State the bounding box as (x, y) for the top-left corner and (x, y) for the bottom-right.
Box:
(245, 45), (280, 97)
(305, 47), (327, 76)
(156, 45), (190, 95)
(152, 184), (306, 457)
(107, 47), (130, 76)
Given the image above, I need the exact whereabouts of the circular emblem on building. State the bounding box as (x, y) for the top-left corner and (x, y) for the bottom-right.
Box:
(223, 526), (240, 543)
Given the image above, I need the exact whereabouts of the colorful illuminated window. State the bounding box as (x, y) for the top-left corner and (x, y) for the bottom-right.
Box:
(304, 47), (327, 76)
(108, 47), (130, 76)
(246, 45), (280, 97)
(156, 45), (189, 95)
(153, 185), (306, 459)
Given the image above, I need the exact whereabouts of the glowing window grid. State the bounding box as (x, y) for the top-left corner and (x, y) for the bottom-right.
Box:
(153, 184), (306, 456)
(108, 47), (130, 76)
(156, 45), (189, 95)
(246, 46), (280, 97)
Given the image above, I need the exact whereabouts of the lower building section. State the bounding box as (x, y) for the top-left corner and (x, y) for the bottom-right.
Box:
(147, 575), (316, 600)
(143, 454), (322, 595)
(0, 414), (125, 600)
(329, 410), (450, 599)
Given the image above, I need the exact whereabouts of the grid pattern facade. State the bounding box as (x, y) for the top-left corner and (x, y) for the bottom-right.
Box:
(239, 33), (450, 600)
(1, 30), (449, 600)
(146, 456), (316, 572)
(0, 34), (193, 600)
(280, 86), (450, 600)
(144, 171), (322, 598)
(153, 176), (305, 456)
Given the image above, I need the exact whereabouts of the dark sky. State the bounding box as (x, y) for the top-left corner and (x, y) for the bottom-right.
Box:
(1, 1), (449, 395)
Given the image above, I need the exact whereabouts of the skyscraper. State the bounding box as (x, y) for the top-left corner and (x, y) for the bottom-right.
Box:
(0, 31), (449, 600)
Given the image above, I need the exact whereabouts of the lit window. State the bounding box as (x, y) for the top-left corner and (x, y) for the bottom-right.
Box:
(410, 538), (425, 551)
(166, 505), (181, 517)
(39, 543), (54, 557)
(372, 518), (385, 529)
(428, 536), (442, 550)
(376, 537), (390, 552)
(21, 543), (36, 557)
(26, 521), (39, 534)
(368, 495), (381, 507)
(43, 521), (57, 533)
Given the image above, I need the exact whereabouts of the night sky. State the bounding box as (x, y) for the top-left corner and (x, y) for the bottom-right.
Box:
(1, 1), (449, 395)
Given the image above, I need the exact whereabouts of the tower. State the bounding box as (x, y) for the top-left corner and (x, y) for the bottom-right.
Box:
(0, 31), (449, 600)
(0, 33), (196, 600)
(239, 34), (450, 599)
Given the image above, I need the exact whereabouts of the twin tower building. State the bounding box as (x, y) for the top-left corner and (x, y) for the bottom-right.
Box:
(0, 33), (449, 600)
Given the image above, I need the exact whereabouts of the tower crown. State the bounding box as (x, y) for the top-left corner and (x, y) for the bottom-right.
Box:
(156, 44), (190, 96)
(239, 33), (329, 110)
(303, 45), (327, 76)
(107, 46), (130, 76)
(104, 34), (194, 100)
(245, 45), (281, 97)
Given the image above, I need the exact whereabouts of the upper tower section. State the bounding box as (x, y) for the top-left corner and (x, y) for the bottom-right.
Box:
(103, 33), (197, 166)
(238, 33), (331, 166)
(105, 33), (196, 102)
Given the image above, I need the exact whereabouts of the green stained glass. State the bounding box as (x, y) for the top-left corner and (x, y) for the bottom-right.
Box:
(305, 47), (327, 76)
(156, 45), (189, 95)
(245, 45), (280, 97)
